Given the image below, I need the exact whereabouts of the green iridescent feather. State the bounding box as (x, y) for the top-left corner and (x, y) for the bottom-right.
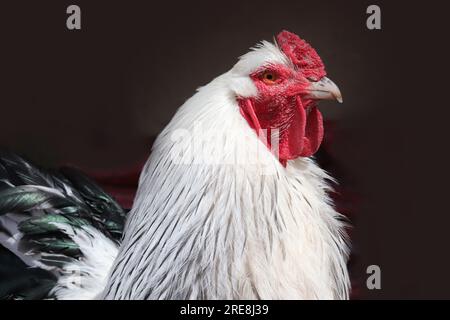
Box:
(0, 150), (128, 299)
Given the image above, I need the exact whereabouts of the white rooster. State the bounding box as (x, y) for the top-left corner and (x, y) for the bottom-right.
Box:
(0, 30), (350, 300)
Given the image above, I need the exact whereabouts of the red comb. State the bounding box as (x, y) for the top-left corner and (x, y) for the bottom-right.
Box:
(276, 30), (326, 81)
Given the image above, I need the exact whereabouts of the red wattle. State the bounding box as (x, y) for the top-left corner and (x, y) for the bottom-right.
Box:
(239, 98), (324, 166)
(280, 97), (324, 160)
(302, 105), (323, 156)
(280, 97), (306, 160)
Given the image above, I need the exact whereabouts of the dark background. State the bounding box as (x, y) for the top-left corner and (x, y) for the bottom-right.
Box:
(1, 0), (449, 299)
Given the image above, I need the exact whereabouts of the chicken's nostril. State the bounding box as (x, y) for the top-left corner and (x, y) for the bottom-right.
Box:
(307, 77), (319, 82)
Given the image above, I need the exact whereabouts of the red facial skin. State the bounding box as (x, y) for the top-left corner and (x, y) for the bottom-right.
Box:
(238, 31), (327, 167)
(238, 64), (324, 167)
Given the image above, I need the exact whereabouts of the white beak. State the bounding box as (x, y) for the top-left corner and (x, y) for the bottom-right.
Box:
(305, 77), (343, 103)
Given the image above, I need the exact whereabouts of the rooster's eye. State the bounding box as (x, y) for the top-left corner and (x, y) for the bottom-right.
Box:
(261, 71), (278, 84)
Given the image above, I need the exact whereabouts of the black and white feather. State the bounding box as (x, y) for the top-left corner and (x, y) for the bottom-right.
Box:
(0, 151), (126, 299)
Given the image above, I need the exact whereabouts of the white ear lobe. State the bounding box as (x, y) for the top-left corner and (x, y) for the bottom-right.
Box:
(228, 76), (258, 98)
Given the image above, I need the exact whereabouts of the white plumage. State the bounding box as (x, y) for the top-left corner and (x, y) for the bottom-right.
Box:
(19, 35), (350, 300)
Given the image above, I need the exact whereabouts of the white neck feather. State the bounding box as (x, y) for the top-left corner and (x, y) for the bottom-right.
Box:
(101, 72), (350, 300)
